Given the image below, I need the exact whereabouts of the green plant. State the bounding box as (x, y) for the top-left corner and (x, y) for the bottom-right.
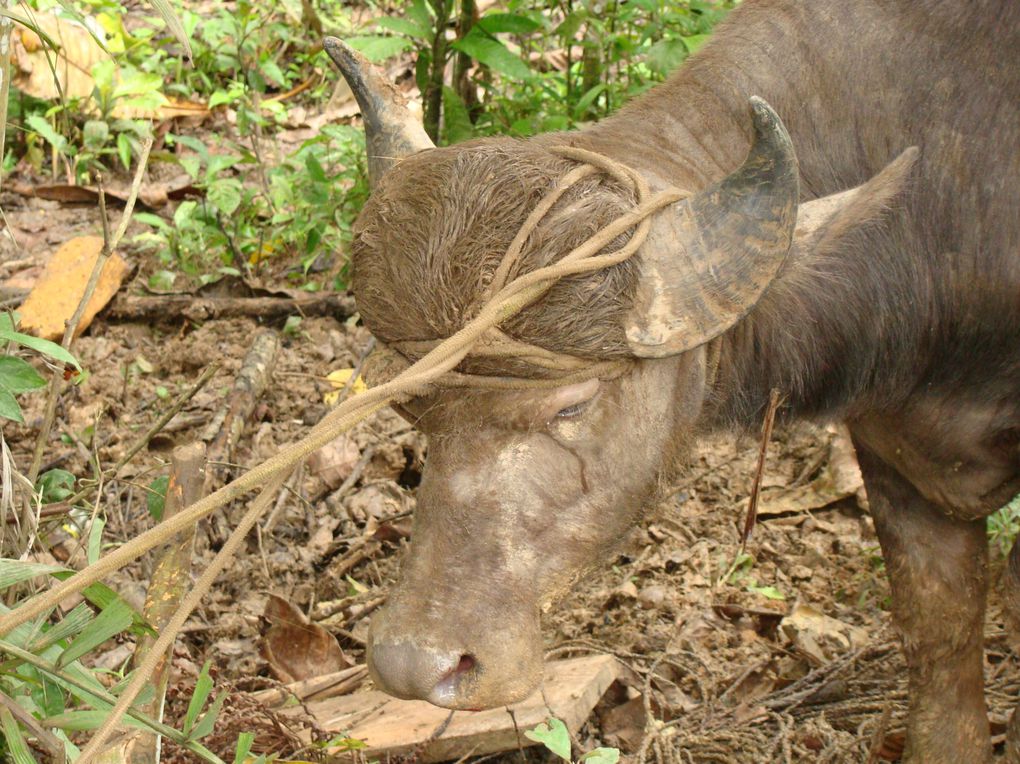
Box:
(0, 313), (80, 424)
(526, 717), (620, 764)
(351, 0), (734, 143)
(134, 124), (368, 285)
(0, 556), (235, 762)
(719, 551), (786, 601)
(989, 494), (1020, 556)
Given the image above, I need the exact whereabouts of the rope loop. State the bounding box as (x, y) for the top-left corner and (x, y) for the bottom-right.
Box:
(371, 146), (689, 393)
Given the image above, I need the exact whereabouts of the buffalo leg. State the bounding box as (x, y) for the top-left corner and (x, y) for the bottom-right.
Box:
(854, 443), (991, 763)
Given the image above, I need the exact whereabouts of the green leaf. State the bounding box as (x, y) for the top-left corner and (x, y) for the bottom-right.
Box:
(173, 200), (198, 227)
(0, 559), (67, 590)
(146, 0), (194, 61)
(304, 152), (328, 184)
(478, 12), (542, 35)
(57, 596), (134, 667)
(189, 689), (227, 740)
(28, 602), (93, 652)
(452, 28), (533, 81)
(183, 661), (215, 736)
(580, 748), (621, 764)
(148, 269), (177, 291)
(30, 671), (66, 718)
(233, 732), (255, 764)
(148, 475), (170, 520)
(572, 83), (606, 117)
(682, 34), (711, 55)
(645, 38), (688, 76)
(117, 131), (133, 170)
(42, 709), (148, 732)
(441, 87), (474, 144)
(345, 35), (413, 63)
(83, 120), (110, 151)
(747, 581), (786, 601)
(87, 515), (105, 566)
(0, 707), (36, 764)
(26, 115), (68, 154)
(0, 328), (80, 369)
(37, 469), (75, 503)
(373, 16), (430, 40)
(0, 389), (24, 422)
(0, 356), (46, 392)
(406, 0), (433, 34)
(207, 179), (243, 216)
(524, 718), (571, 761)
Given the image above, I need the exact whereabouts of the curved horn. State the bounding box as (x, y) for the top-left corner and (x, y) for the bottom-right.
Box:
(323, 37), (435, 186)
(625, 96), (799, 357)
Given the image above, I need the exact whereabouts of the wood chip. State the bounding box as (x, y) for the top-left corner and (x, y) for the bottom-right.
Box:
(290, 655), (619, 763)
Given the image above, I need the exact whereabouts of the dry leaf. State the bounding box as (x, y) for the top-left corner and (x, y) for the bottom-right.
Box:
(13, 14), (108, 102)
(12, 12), (208, 121)
(308, 435), (360, 490)
(780, 602), (869, 666)
(18, 236), (129, 340)
(261, 593), (351, 683)
(323, 368), (368, 406)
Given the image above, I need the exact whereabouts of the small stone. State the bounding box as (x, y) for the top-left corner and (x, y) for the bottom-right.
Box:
(790, 564), (813, 581)
(638, 584), (667, 609)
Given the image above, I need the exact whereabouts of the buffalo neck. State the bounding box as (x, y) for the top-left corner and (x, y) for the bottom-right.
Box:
(564, 0), (1020, 429)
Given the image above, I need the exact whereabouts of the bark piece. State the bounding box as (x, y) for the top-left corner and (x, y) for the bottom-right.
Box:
(204, 330), (280, 478)
(129, 442), (206, 763)
(104, 292), (356, 323)
(289, 655), (619, 763)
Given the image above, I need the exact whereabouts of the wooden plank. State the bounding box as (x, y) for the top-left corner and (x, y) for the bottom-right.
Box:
(299, 655), (619, 763)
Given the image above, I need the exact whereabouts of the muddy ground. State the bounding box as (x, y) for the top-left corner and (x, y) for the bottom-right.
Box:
(4, 192), (1020, 764)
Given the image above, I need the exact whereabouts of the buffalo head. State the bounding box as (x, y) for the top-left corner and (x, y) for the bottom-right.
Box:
(324, 37), (915, 709)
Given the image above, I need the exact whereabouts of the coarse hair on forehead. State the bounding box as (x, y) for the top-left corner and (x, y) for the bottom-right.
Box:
(350, 136), (643, 371)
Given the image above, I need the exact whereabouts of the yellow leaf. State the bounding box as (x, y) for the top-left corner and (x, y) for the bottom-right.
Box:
(18, 236), (130, 341)
(323, 368), (367, 406)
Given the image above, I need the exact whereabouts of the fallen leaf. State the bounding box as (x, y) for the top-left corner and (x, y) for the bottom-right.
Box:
(308, 435), (360, 490)
(323, 368), (368, 406)
(261, 593), (351, 683)
(780, 602), (869, 666)
(12, 12), (208, 121)
(18, 236), (130, 340)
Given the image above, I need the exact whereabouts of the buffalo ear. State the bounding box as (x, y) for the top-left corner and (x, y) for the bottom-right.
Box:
(323, 37), (435, 187)
(791, 146), (919, 260)
(625, 97), (800, 357)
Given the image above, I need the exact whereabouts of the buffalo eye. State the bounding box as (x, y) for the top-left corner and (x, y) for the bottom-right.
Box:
(555, 401), (589, 419)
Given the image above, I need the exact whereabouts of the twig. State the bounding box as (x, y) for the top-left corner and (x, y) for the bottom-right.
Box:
(0, 2), (14, 197)
(865, 701), (893, 764)
(26, 137), (155, 488)
(740, 389), (783, 549)
(59, 363), (218, 508)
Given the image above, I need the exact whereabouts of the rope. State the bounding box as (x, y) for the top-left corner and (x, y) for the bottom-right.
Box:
(373, 145), (689, 387)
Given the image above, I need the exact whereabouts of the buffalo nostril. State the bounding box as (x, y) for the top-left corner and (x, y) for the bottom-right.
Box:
(430, 653), (478, 705)
(454, 654), (476, 675)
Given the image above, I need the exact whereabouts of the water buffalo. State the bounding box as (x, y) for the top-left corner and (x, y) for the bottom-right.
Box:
(324, 1), (1020, 760)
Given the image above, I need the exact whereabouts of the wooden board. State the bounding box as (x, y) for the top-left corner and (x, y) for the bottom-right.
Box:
(298, 655), (620, 763)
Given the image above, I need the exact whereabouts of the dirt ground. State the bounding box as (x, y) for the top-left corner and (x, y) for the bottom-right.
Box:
(4, 193), (1020, 764)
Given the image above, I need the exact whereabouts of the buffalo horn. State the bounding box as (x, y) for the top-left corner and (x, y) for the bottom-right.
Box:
(625, 97), (799, 356)
(323, 37), (435, 186)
